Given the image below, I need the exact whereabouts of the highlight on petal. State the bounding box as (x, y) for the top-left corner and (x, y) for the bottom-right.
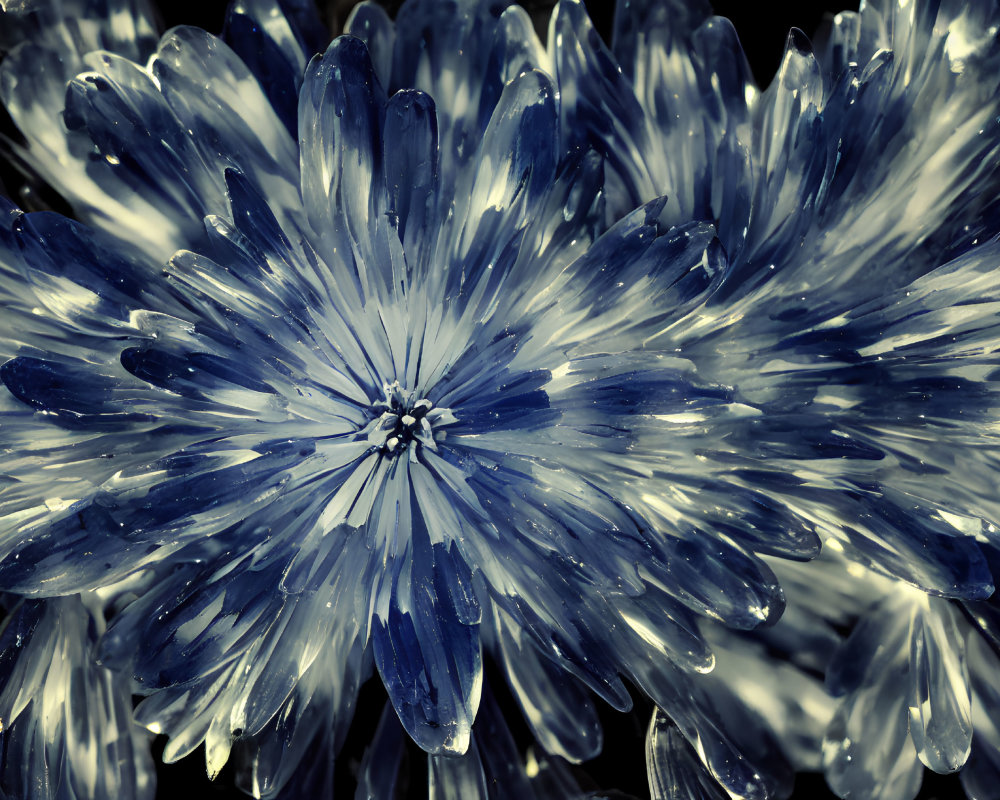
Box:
(0, 594), (155, 800)
(647, 712), (729, 800)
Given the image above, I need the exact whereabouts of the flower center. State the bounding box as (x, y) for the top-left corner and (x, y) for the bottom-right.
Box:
(371, 381), (455, 456)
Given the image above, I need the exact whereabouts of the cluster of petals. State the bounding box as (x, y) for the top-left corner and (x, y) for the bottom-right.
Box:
(0, 0), (999, 798)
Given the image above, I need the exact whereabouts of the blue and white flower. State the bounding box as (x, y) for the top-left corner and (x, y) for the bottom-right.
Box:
(3, 0), (1000, 799)
(0, 2), (791, 793)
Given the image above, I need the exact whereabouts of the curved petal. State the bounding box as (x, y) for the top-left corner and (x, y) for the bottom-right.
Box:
(297, 35), (386, 263)
(646, 713), (729, 800)
(223, 0), (328, 133)
(344, 1), (395, 88)
(494, 605), (603, 763)
(908, 597), (972, 773)
(63, 51), (224, 255)
(372, 576), (482, 754)
(0, 595), (155, 800)
(150, 27), (300, 219)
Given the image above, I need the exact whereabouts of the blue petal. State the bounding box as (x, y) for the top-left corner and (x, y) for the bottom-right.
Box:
(553, 0), (650, 215)
(100, 558), (280, 688)
(382, 89), (439, 264)
(822, 595), (924, 800)
(223, 0), (328, 133)
(344, 1), (396, 89)
(963, 634), (1000, 800)
(1, 356), (151, 429)
(561, 360), (731, 418)
(388, 0), (510, 148)
(611, 0), (712, 68)
(635, 658), (791, 800)
(120, 347), (276, 399)
(707, 487), (822, 561)
(150, 27), (300, 212)
(0, 503), (163, 596)
(0, 596), (156, 800)
(646, 713), (729, 800)
(715, 29), (832, 301)
(372, 499), (482, 755)
(472, 546), (633, 710)
(428, 731), (488, 798)
(908, 598), (972, 773)
(63, 52), (222, 252)
(12, 210), (148, 312)
(832, 491), (992, 600)
(609, 0), (755, 250)
(223, 14), (301, 134)
(298, 35), (386, 250)
(542, 207), (724, 352)
(436, 68), (558, 301)
(372, 584), (482, 755)
(650, 532), (785, 630)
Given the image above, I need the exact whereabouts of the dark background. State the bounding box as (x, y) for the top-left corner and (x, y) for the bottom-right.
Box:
(0, 0), (968, 797)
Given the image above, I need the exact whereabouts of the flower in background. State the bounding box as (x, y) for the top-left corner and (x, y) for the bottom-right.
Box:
(1, 1), (1000, 800)
(565, 2), (1000, 798)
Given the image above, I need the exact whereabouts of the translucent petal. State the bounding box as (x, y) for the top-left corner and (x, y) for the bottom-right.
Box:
(612, 0), (712, 71)
(494, 606), (603, 763)
(703, 621), (836, 772)
(382, 89), (440, 273)
(223, 0), (327, 133)
(150, 26), (300, 218)
(0, 0), (159, 238)
(823, 591), (924, 800)
(429, 733), (488, 800)
(297, 35), (386, 258)
(438, 68), (558, 301)
(717, 29), (830, 300)
(373, 522), (483, 755)
(634, 657), (788, 800)
(907, 597), (972, 773)
(63, 51), (224, 254)
(0, 596), (155, 800)
(388, 0), (519, 193)
(353, 703), (407, 800)
(823, 675), (923, 800)
(646, 712), (729, 800)
(643, 530), (785, 631)
(963, 633), (1000, 800)
(612, 0), (753, 251)
(527, 208), (723, 355)
(344, 1), (395, 89)
(232, 639), (364, 799)
(552, 0), (652, 217)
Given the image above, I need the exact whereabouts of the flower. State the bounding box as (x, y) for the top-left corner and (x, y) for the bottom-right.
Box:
(2, 1), (1000, 799)
(0, 0), (775, 794)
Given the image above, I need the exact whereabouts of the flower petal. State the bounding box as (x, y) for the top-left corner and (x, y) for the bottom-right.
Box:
(0, 595), (155, 800)
(646, 713), (729, 800)
(494, 605), (603, 763)
(150, 27), (300, 217)
(298, 35), (385, 260)
(429, 732), (488, 799)
(344, 1), (396, 88)
(908, 597), (973, 773)
(372, 503), (483, 754)
(223, 0), (328, 133)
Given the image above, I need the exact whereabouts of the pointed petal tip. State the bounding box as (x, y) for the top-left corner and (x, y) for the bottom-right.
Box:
(786, 26), (813, 53)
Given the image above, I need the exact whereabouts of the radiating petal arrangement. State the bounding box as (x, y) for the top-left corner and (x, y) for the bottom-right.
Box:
(0, 0), (999, 798)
